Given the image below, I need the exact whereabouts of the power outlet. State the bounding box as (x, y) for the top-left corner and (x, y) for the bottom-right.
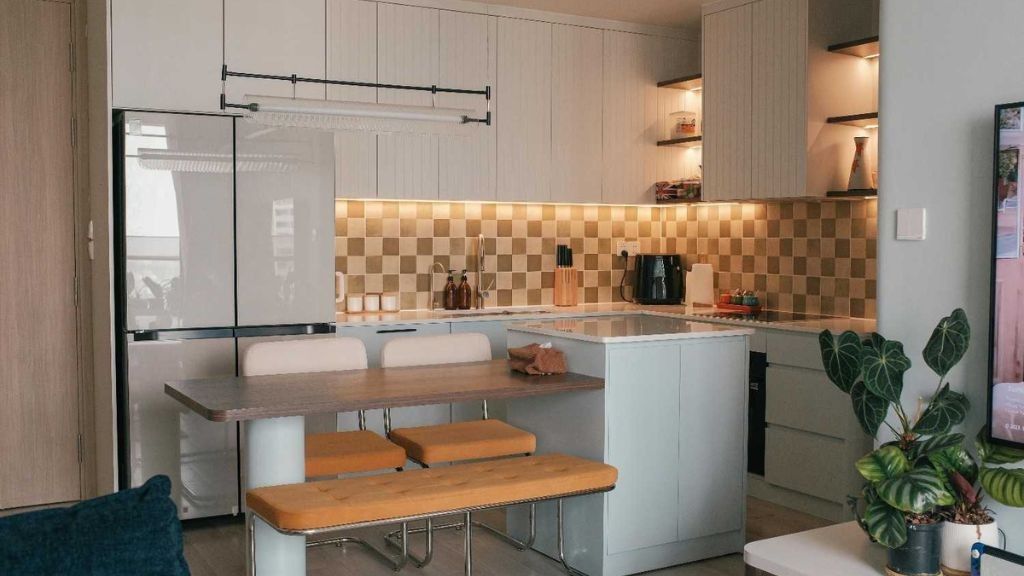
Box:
(616, 240), (640, 257)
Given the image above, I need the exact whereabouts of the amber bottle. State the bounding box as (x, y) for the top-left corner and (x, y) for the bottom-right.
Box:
(457, 269), (472, 309)
(443, 271), (458, 310)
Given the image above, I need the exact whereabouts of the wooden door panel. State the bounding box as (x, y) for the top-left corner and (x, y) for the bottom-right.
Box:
(0, 0), (81, 508)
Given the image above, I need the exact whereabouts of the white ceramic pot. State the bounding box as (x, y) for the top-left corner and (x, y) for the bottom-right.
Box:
(940, 520), (998, 575)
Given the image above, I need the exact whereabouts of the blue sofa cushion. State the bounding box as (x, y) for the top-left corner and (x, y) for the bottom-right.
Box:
(0, 475), (190, 575)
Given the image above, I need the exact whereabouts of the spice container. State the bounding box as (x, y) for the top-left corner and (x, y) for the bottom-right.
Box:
(346, 295), (364, 313)
(381, 292), (400, 312)
(364, 293), (381, 312)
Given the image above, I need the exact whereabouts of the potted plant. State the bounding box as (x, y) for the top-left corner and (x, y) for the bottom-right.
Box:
(819, 309), (971, 576)
(936, 426), (1024, 575)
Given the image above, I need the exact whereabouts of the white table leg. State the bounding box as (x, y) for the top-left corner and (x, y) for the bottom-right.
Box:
(245, 415), (306, 576)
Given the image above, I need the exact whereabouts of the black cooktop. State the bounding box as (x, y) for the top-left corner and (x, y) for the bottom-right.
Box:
(689, 309), (830, 324)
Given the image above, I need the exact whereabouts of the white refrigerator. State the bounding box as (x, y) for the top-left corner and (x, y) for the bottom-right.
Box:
(115, 111), (335, 519)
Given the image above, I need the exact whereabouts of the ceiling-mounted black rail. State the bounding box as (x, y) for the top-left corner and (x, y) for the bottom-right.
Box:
(220, 65), (492, 125)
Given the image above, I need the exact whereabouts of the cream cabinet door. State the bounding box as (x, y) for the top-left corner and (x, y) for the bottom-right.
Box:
(602, 30), (649, 205)
(702, 3), (753, 201)
(112, 0), (223, 112)
(224, 0), (326, 101)
(496, 18), (552, 202)
(328, 0), (378, 199)
(438, 12), (496, 201)
(376, 3), (440, 200)
(551, 24), (603, 204)
(751, 0), (807, 199)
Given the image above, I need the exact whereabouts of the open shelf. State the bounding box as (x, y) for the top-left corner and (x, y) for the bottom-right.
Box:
(827, 36), (879, 59)
(826, 112), (878, 128)
(826, 189), (877, 198)
(657, 135), (702, 148)
(658, 73), (702, 91)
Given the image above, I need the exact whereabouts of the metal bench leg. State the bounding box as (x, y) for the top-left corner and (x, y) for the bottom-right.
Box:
(384, 517), (435, 568)
(557, 499), (586, 576)
(474, 503), (536, 550)
(464, 512), (474, 576)
(307, 523), (410, 572)
(248, 513), (256, 576)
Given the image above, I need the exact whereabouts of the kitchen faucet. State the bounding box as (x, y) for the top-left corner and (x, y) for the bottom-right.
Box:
(476, 234), (493, 309)
(427, 261), (447, 311)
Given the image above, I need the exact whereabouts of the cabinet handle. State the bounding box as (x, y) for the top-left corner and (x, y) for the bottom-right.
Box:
(375, 328), (418, 334)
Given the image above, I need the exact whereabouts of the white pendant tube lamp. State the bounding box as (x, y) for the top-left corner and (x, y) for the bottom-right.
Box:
(241, 95), (479, 136)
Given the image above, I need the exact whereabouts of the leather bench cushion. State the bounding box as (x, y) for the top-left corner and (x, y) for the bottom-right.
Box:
(388, 419), (536, 464)
(247, 453), (617, 531)
(306, 430), (407, 477)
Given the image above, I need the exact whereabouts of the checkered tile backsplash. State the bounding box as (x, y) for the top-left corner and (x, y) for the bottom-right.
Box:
(335, 198), (877, 318)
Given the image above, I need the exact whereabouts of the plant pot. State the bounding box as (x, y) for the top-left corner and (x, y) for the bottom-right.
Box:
(940, 520), (998, 576)
(886, 521), (943, 576)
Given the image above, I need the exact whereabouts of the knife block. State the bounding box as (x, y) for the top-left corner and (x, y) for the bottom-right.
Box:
(553, 267), (578, 307)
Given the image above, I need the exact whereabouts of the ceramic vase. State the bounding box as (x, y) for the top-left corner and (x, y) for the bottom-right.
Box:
(940, 521), (998, 576)
(848, 135), (874, 191)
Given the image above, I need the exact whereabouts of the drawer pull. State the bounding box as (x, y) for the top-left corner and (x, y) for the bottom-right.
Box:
(375, 328), (418, 334)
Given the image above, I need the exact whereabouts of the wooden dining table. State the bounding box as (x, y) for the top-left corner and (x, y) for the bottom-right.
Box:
(164, 359), (604, 576)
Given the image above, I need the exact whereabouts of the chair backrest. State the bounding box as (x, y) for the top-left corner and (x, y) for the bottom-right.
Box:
(241, 337), (368, 376)
(380, 332), (492, 368)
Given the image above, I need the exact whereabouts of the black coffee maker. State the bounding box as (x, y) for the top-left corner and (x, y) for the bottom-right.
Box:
(633, 254), (684, 304)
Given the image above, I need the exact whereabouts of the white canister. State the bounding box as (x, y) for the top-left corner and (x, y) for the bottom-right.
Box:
(346, 294), (364, 313)
(381, 292), (400, 312)
(940, 520), (998, 575)
(364, 293), (381, 312)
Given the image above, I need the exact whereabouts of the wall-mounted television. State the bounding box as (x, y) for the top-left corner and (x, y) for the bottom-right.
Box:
(989, 101), (1024, 446)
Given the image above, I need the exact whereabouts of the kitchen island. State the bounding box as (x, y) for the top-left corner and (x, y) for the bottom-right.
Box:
(505, 314), (752, 576)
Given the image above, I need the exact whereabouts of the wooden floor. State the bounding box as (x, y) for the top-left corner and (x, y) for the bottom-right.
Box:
(183, 497), (831, 576)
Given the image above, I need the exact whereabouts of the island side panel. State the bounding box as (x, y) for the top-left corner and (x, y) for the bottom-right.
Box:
(505, 331), (607, 576)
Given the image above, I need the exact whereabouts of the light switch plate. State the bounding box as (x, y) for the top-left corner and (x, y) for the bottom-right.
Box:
(896, 208), (926, 240)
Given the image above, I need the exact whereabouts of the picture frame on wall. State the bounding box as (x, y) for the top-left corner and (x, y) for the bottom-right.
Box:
(1001, 107), (1023, 131)
(996, 146), (1021, 259)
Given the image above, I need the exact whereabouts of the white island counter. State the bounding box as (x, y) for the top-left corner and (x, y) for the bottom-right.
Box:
(505, 314), (753, 576)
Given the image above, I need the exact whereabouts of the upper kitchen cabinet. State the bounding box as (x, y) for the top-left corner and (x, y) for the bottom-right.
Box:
(224, 0), (326, 102)
(112, 0), (223, 112)
(497, 18), (552, 203)
(701, 2), (753, 202)
(376, 3), (440, 200)
(328, 0), (378, 199)
(603, 31), (699, 205)
(438, 12), (497, 201)
(551, 24), (603, 204)
(701, 0), (878, 201)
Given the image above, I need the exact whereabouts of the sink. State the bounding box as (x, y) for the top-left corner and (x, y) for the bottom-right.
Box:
(435, 309), (552, 319)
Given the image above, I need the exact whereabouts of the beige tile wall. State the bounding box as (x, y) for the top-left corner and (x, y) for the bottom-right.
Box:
(335, 198), (877, 318)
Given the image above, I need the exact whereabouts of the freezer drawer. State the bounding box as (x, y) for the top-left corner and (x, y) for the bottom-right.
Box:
(122, 112), (235, 331)
(235, 122), (335, 326)
(127, 337), (238, 519)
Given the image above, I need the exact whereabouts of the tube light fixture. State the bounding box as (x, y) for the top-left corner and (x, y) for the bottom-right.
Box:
(241, 95), (479, 136)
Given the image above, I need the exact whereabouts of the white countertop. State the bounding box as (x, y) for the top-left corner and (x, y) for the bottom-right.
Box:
(335, 302), (876, 335)
(744, 522), (884, 576)
(507, 314), (754, 343)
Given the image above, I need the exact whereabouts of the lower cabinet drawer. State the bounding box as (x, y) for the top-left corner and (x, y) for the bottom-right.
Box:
(766, 365), (850, 438)
(764, 425), (848, 504)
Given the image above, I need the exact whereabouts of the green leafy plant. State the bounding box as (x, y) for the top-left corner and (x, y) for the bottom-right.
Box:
(819, 309), (971, 548)
(939, 425), (1024, 524)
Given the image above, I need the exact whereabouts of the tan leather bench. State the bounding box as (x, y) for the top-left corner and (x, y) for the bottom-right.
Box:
(246, 453), (617, 576)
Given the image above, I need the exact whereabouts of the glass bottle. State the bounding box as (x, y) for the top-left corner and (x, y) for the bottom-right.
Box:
(457, 269), (472, 310)
(443, 271), (458, 310)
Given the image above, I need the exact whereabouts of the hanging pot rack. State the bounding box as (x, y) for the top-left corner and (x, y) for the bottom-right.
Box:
(219, 65), (491, 125)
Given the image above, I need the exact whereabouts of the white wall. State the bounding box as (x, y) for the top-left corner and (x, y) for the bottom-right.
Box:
(879, 0), (1024, 548)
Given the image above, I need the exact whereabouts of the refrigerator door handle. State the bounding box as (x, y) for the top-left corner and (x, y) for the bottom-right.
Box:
(234, 323), (335, 338)
(130, 328), (236, 342)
